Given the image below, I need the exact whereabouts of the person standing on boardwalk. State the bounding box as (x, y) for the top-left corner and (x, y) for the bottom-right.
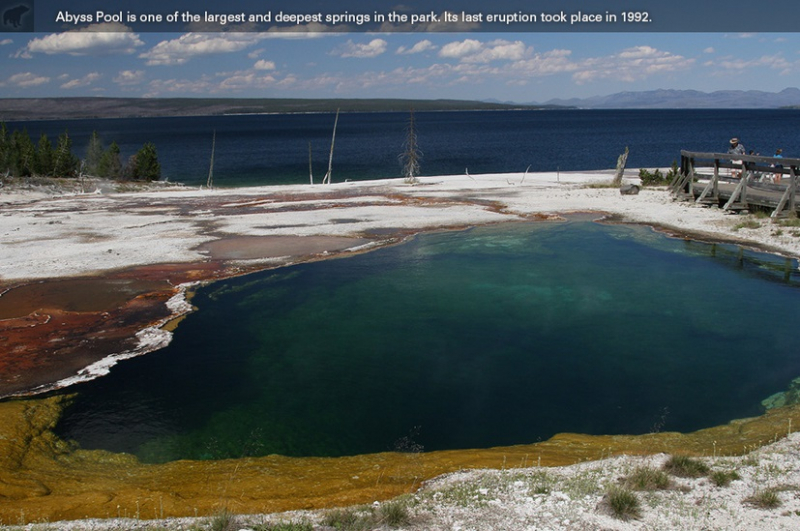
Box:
(728, 138), (746, 177)
(773, 148), (784, 183)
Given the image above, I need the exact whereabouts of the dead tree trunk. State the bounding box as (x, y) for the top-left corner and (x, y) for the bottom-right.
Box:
(612, 146), (629, 187)
(308, 141), (313, 185)
(400, 108), (421, 184)
(206, 130), (216, 189)
(322, 109), (339, 185)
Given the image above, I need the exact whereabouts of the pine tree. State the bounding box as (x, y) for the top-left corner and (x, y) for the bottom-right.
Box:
(121, 154), (138, 181)
(0, 122), (9, 175)
(53, 130), (79, 177)
(35, 133), (54, 176)
(84, 131), (104, 177)
(98, 141), (122, 179)
(133, 142), (161, 181)
(10, 129), (35, 177)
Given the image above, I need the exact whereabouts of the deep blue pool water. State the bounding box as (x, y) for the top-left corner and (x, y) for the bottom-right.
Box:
(54, 219), (800, 463)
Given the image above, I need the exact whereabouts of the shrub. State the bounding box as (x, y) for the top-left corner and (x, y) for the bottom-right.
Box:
(602, 486), (641, 520)
(710, 470), (741, 487)
(376, 500), (410, 527)
(745, 488), (781, 509)
(253, 522), (314, 531)
(625, 466), (671, 491)
(321, 507), (369, 531)
(639, 167), (668, 187)
(208, 508), (239, 531)
(733, 219), (761, 231)
(663, 455), (710, 478)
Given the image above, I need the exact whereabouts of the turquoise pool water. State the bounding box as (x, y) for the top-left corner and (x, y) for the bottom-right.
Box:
(56, 219), (800, 462)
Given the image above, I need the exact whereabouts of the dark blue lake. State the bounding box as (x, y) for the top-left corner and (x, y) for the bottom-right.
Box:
(55, 219), (800, 463)
(10, 109), (800, 186)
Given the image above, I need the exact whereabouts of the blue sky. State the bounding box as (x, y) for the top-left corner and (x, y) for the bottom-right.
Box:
(1, 27), (799, 102)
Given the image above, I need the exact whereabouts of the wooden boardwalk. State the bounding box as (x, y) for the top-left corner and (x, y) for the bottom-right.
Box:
(672, 151), (800, 217)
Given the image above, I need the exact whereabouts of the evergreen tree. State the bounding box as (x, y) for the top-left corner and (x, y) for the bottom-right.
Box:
(121, 154), (138, 181)
(98, 141), (122, 179)
(0, 122), (9, 175)
(35, 133), (54, 176)
(53, 129), (79, 177)
(133, 142), (161, 181)
(10, 129), (35, 177)
(84, 130), (104, 176)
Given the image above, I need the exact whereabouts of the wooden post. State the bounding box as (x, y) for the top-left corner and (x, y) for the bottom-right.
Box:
(713, 158), (719, 200)
(723, 174), (747, 211)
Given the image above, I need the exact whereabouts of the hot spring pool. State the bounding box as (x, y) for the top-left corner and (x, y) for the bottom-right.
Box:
(55, 219), (800, 463)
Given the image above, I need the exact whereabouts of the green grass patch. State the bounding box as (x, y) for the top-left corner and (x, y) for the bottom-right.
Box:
(775, 214), (800, 227)
(625, 466), (671, 491)
(745, 488), (781, 509)
(709, 470), (741, 487)
(602, 486), (641, 521)
(253, 522), (314, 531)
(583, 180), (617, 189)
(663, 455), (710, 478)
(733, 219), (762, 231)
(320, 500), (410, 531)
(321, 507), (368, 531)
(375, 500), (410, 527)
(208, 509), (239, 531)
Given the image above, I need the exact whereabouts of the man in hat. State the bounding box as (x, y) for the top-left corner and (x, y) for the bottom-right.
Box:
(727, 138), (746, 177)
(728, 138), (745, 156)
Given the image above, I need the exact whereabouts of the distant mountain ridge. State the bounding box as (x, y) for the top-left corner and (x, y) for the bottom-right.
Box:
(539, 88), (800, 109)
(0, 98), (542, 121)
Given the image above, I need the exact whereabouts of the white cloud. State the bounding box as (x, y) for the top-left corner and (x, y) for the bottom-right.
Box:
(142, 69), (292, 96)
(704, 47), (716, 54)
(144, 77), (214, 97)
(114, 70), (146, 86)
(333, 38), (388, 58)
(572, 46), (694, 84)
(462, 40), (528, 63)
(254, 59), (276, 70)
(510, 49), (578, 76)
(716, 54), (794, 74)
(438, 39), (528, 63)
(219, 72), (277, 91)
(439, 39), (482, 59)
(24, 23), (144, 56)
(8, 72), (50, 87)
(397, 39), (435, 55)
(300, 42), (695, 96)
(0, 39), (12, 46)
(140, 33), (268, 66)
(60, 72), (101, 89)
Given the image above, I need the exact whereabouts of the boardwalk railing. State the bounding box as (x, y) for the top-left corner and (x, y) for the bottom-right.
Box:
(673, 150), (800, 218)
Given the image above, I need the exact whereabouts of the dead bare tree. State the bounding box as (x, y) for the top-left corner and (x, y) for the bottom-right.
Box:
(399, 108), (422, 184)
(308, 141), (313, 185)
(206, 130), (216, 189)
(612, 146), (629, 187)
(322, 109), (340, 185)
